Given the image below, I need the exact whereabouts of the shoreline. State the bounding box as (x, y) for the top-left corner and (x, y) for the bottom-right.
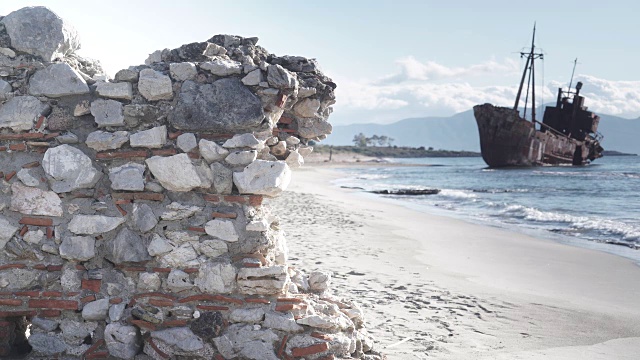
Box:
(269, 165), (640, 359)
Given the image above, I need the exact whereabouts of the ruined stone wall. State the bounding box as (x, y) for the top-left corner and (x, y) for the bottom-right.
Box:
(0, 6), (382, 360)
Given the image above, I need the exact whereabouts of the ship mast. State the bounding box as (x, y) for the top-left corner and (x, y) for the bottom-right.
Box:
(513, 23), (544, 123)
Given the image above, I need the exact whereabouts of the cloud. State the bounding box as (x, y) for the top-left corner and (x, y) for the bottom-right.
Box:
(376, 56), (520, 84)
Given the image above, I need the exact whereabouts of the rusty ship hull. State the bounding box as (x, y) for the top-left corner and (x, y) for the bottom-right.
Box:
(473, 104), (599, 167)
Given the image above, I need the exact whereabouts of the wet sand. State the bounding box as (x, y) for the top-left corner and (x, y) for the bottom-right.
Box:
(268, 165), (640, 359)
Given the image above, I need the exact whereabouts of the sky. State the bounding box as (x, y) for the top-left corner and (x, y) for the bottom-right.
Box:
(2, 0), (639, 125)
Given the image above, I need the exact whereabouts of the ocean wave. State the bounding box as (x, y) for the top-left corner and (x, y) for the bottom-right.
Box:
(438, 189), (478, 199)
(473, 188), (530, 194)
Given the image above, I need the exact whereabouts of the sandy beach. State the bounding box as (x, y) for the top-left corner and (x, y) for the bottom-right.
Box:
(268, 164), (640, 359)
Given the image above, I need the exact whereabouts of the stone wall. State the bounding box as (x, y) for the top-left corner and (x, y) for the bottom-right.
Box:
(0, 6), (383, 360)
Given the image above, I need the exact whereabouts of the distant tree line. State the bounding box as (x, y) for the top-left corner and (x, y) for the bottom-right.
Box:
(352, 133), (395, 147)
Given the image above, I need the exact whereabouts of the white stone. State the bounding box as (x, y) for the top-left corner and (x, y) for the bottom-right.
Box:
(23, 229), (44, 244)
(298, 87), (317, 98)
(68, 215), (125, 235)
(195, 239), (228, 258)
(210, 162), (233, 194)
(0, 47), (16, 58)
(176, 133), (197, 152)
(129, 125), (167, 148)
(147, 234), (173, 256)
(105, 324), (142, 359)
(241, 69), (263, 86)
(161, 243), (199, 267)
(145, 50), (162, 65)
(298, 146), (313, 157)
(203, 43), (227, 56)
(170, 62), (197, 81)
(233, 160), (291, 197)
(151, 327), (204, 352)
(16, 168), (39, 187)
(108, 162), (145, 191)
(225, 150), (257, 166)
(82, 298), (109, 321)
(200, 58), (242, 76)
(246, 219), (269, 232)
(91, 99), (124, 127)
(309, 271), (331, 291)
(138, 272), (161, 292)
(285, 136), (301, 146)
(0, 96), (45, 131)
(194, 262), (236, 293)
(109, 303), (126, 322)
(161, 202), (202, 220)
(270, 141), (287, 156)
(285, 150), (304, 168)
(29, 63), (89, 97)
(223, 133), (262, 149)
(165, 230), (199, 244)
(146, 154), (210, 192)
(204, 219), (239, 242)
(131, 203), (158, 233)
(230, 308), (265, 324)
(267, 64), (298, 89)
(42, 145), (102, 193)
(296, 314), (353, 331)
(166, 269), (193, 292)
(96, 82), (133, 100)
(237, 266), (289, 295)
(0, 80), (11, 94)
(59, 236), (95, 261)
(85, 131), (129, 151)
(263, 312), (304, 333)
(199, 139), (229, 163)
(10, 183), (63, 217)
(293, 98), (320, 118)
(138, 69), (173, 101)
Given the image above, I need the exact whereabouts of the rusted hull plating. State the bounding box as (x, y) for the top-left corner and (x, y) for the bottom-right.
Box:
(473, 104), (597, 167)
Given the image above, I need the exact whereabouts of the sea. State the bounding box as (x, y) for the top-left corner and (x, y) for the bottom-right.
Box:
(334, 156), (640, 263)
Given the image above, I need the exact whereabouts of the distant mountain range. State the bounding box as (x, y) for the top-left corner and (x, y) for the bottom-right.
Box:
(324, 109), (640, 154)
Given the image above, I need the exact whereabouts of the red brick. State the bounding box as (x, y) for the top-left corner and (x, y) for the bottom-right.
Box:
(275, 303), (295, 312)
(66, 292), (80, 296)
(75, 265), (86, 271)
(211, 211), (237, 219)
(0, 133), (45, 140)
(179, 294), (243, 305)
(161, 319), (188, 327)
(223, 195), (247, 204)
(112, 193), (135, 200)
(242, 263), (261, 268)
(133, 192), (165, 201)
(248, 195), (263, 206)
(34, 116), (45, 130)
(134, 292), (176, 300)
(278, 335), (289, 357)
(291, 342), (329, 357)
(22, 161), (40, 169)
(0, 299), (22, 306)
(0, 146), (5, 151)
(120, 266), (146, 272)
(187, 227), (206, 233)
(0, 264), (27, 271)
(9, 143), (27, 151)
(277, 297), (305, 304)
(19, 217), (53, 226)
(196, 305), (229, 311)
(96, 150), (148, 159)
(146, 337), (171, 359)
(278, 116), (294, 124)
(33, 264), (47, 270)
(13, 291), (39, 297)
(168, 131), (182, 140)
(187, 151), (200, 159)
(183, 268), (199, 274)
(130, 319), (157, 331)
(317, 355), (336, 360)
(81, 295), (96, 304)
(203, 194), (220, 202)
(86, 351), (109, 359)
(311, 332), (332, 341)
(19, 225), (29, 237)
(41, 291), (63, 297)
(148, 299), (174, 307)
(44, 132), (61, 140)
(245, 298), (271, 304)
(82, 279), (102, 293)
(46, 227), (54, 239)
(0, 310), (37, 317)
(109, 298), (123, 304)
(82, 339), (106, 358)
(47, 264), (63, 272)
(115, 204), (127, 216)
(214, 355), (226, 360)
(29, 299), (78, 310)
(115, 199), (132, 205)
(151, 148), (177, 156)
(39, 309), (61, 317)
(4, 171), (17, 181)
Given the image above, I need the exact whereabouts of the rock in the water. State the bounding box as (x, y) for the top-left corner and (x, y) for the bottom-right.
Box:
(169, 78), (264, 132)
(108, 162), (145, 191)
(105, 324), (142, 359)
(0, 96), (46, 131)
(1, 6), (80, 61)
(42, 145), (102, 193)
(170, 62), (197, 81)
(146, 153), (209, 192)
(138, 68), (173, 101)
(67, 214), (125, 235)
(91, 99), (125, 127)
(200, 58), (243, 76)
(233, 160), (291, 197)
(222, 133), (262, 149)
(28, 333), (66, 356)
(177, 132), (197, 152)
(204, 219), (239, 242)
(107, 227), (151, 264)
(85, 130), (129, 151)
(82, 298), (109, 321)
(0, 216), (18, 250)
(29, 63), (90, 97)
(10, 183), (63, 217)
(129, 125), (167, 148)
(210, 162), (233, 194)
(96, 81), (133, 100)
(194, 262), (236, 293)
(59, 236), (95, 261)
(199, 139), (229, 163)
(151, 327), (204, 352)
(131, 203), (158, 233)
(267, 64), (298, 89)
(225, 150), (257, 166)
